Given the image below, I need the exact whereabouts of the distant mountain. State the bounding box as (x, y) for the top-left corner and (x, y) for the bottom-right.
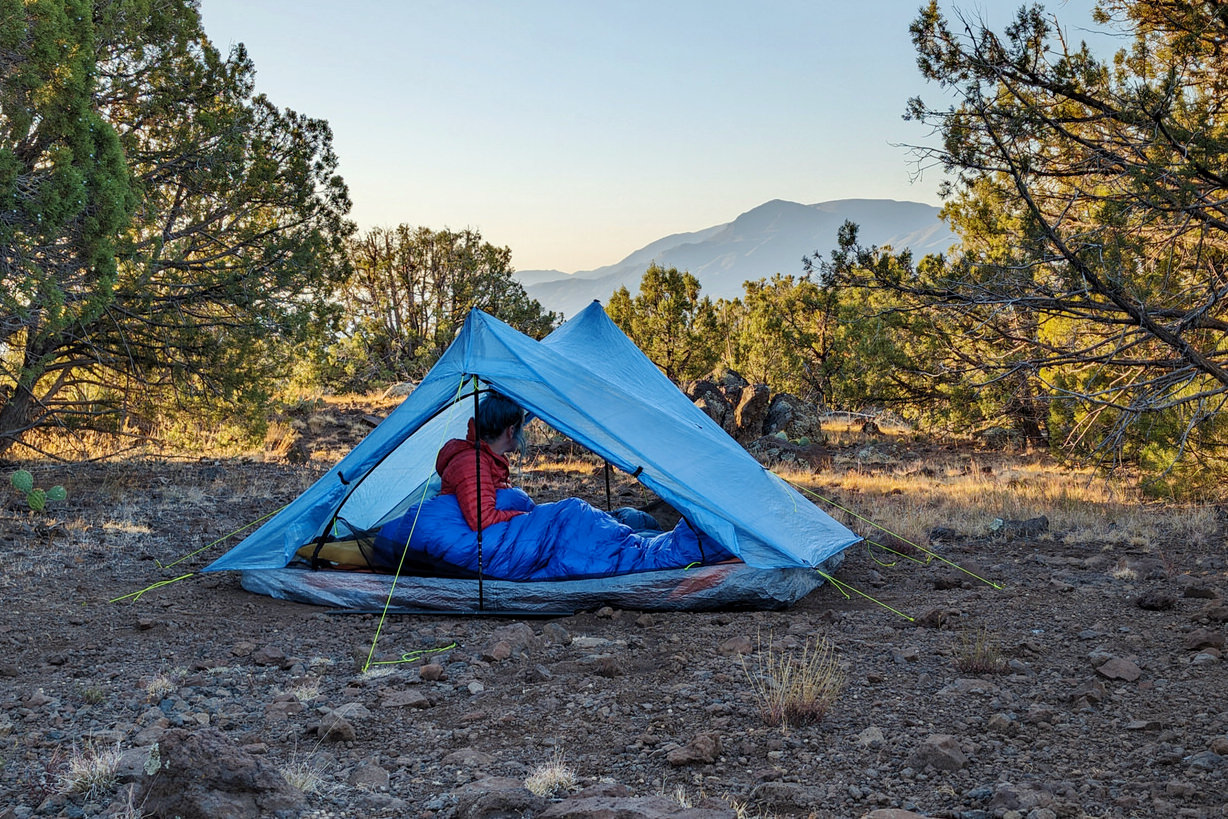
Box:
(518, 199), (959, 319)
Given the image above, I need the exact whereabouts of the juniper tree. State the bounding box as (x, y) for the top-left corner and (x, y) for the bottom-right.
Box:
(837, 0), (1228, 480)
(317, 225), (557, 390)
(0, 0), (351, 454)
(606, 264), (720, 382)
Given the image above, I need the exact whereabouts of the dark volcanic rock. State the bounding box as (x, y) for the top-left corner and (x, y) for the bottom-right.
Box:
(763, 393), (822, 441)
(733, 384), (771, 443)
(135, 727), (305, 819)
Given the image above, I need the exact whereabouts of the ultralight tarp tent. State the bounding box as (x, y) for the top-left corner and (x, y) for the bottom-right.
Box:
(204, 302), (861, 612)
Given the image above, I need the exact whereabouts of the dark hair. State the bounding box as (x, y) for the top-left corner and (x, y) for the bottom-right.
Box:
(476, 391), (524, 442)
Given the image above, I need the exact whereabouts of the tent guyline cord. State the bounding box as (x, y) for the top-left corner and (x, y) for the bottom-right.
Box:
(761, 470), (918, 621)
(362, 375), (470, 674)
(815, 570), (916, 622)
(109, 505), (289, 604)
(110, 573), (197, 604)
(756, 466), (913, 621)
(784, 475), (1004, 591)
(366, 641), (459, 668)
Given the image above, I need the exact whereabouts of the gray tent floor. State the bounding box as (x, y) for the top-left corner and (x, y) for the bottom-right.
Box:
(241, 553), (845, 614)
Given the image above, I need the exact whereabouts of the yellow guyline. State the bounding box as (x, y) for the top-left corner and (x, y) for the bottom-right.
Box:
(815, 570), (916, 622)
(756, 469), (917, 621)
(365, 641), (459, 668)
(109, 505), (289, 603)
(361, 374), (471, 673)
(782, 474), (1004, 591)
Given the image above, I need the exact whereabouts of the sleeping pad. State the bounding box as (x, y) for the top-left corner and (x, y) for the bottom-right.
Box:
(372, 488), (733, 580)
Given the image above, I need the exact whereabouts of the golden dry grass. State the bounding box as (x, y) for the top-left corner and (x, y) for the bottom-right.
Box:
(280, 758), (329, 794)
(524, 750), (577, 798)
(777, 448), (1216, 556)
(7, 393), (1220, 567)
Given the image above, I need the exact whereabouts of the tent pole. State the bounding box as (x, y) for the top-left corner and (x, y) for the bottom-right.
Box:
(472, 377), (485, 611)
(604, 461), (613, 511)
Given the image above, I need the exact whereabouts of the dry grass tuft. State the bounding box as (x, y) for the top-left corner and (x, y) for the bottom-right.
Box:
(286, 681), (320, 702)
(671, 784), (695, 808)
(727, 795), (779, 819)
(144, 667), (186, 701)
(952, 628), (1009, 675)
(278, 737), (334, 795)
(280, 758), (329, 794)
(524, 749), (577, 797)
(144, 674), (175, 702)
(742, 632), (845, 730)
(58, 739), (123, 799)
(358, 665), (397, 681)
(263, 421), (303, 460)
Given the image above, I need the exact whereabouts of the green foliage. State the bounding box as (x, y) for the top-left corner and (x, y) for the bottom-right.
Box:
(725, 274), (830, 400)
(856, 0), (1228, 488)
(306, 226), (557, 391)
(708, 255), (1008, 433)
(606, 264), (720, 381)
(0, 1), (352, 456)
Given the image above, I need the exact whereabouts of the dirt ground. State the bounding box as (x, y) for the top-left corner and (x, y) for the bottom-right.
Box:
(1, 405), (1226, 818)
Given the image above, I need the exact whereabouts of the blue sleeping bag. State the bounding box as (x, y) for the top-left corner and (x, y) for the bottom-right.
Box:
(373, 489), (732, 580)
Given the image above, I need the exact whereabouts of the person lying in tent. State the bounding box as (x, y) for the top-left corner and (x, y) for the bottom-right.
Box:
(372, 391), (732, 580)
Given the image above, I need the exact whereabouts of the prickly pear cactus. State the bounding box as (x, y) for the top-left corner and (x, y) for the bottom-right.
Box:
(10, 470), (33, 494)
(27, 488), (46, 512)
(8, 471), (67, 512)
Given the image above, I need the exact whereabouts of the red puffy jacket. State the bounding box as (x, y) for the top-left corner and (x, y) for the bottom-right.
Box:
(436, 422), (526, 531)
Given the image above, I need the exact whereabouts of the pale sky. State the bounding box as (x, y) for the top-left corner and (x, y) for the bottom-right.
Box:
(199, 1), (1104, 273)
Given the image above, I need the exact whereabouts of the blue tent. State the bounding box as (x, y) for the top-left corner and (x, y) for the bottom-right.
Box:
(205, 303), (860, 611)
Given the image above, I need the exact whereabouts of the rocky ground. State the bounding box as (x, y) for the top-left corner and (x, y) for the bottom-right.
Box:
(0, 410), (1226, 818)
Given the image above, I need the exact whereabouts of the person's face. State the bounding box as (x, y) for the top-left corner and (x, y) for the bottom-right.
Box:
(491, 422), (522, 456)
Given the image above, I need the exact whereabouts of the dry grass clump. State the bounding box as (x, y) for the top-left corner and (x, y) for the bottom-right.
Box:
(952, 628), (1009, 675)
(358, 664), (398, 681)
(58, 739), (123, 798)
(280, 758), (329, 794)
(742, 633), (845, 730)
(278, 739), (333, 795)
(668, 783), (698, 808)
(286, 681), (321, 702)
(263, 421), (303, 460)
(144, 669), (183, 701)
(524, 749), (577, 797)
(820, 413), (912, 445)
(727, 795), (779, 819)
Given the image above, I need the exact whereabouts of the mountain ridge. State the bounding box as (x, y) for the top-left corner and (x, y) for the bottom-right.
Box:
(518, 198), (958, 319)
